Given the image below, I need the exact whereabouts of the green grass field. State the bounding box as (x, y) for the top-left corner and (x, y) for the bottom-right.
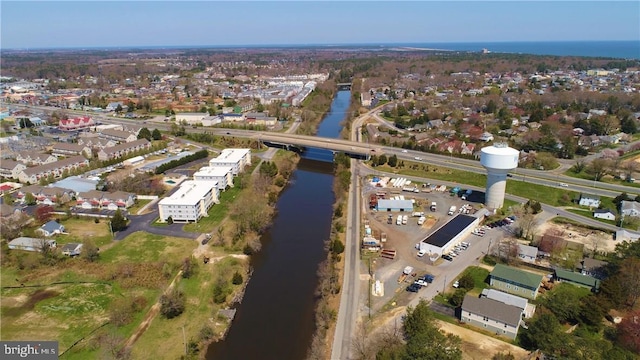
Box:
(99, 232), (196, 263)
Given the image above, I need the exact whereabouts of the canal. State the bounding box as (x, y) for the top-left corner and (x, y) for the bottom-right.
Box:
(206, 90), (352, 360)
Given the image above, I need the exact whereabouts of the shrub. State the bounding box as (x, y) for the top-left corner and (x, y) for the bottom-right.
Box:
(159, 289), (185, 319)
(232, 271), (243, 285)
(458, 273), (475, 290)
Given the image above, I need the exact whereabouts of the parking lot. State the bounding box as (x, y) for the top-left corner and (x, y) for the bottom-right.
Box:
(361, 180), (506, 312)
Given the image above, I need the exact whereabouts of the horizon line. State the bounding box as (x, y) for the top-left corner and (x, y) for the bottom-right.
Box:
(2, 39), (638, 51)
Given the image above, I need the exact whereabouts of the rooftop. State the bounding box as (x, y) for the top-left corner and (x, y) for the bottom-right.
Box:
(462, 295), (523, 328)
(555, 268), (600, 289)
(159, 180), (217, 206)
(490, 264), (543, 289)
(194, 166), (233, 177)
(209, 148), (251, 164)
(481, 288), (528, 310)
(421, 214), (476, 248)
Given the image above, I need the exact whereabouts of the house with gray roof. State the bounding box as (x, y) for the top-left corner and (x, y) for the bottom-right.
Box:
(489, 264), (543, 299)
(480, 289), (534, 318)
(36, 220), (65, 237)
(461, 295), (523, 339)
(517, 244), (538, 263)
(621, 201), (640, 217)
(8, 237), (57, 252)
(578, 193), (600, 207)
(593, 208), (616, 221)
(0, 159), (27, 180)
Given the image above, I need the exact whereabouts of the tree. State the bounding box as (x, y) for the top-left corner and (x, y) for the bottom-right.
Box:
(377, 154), (388, 166)
(151, 128), (162, 140)
(137, 127), (152, 141)
(457, 273), (475, 290)
(587, 158), (610, 182)
(159, 289), (185, 319)
(388, 154), (398, 167)
(3, 192), (13, 205)
(617, 257), (640, 307)
(520, 312), (567, 354)
(24, 192), (36, 206)
(110, 209), (127, 232)
(82, 239), (100, 262)
(400, 299), (462, 360)
(232, 271), (243, 285)
(115, 104), (123, 113)
(181, 257), (193, 279)
(35, 205), (54, 223)
(542, 283), (589, 323)
(616, 309), (640, 354)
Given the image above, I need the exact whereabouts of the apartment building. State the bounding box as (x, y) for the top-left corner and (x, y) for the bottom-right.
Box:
(157, 180), (219, 223)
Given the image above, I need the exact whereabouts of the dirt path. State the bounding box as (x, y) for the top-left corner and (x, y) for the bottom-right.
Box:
(123, 270), (183, 351)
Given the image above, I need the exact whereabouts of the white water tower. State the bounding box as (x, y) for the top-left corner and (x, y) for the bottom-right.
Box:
(480, 143), (519, 209)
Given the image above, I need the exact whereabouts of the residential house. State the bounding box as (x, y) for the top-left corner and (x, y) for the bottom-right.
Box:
(554, 268), (600, 291)
(76, 190), (136, 210)
(479, 132), (494, 142)
(621, 200), (640, 217)
(578, 193), (601, 207)
(489, 264), (543, 299)
(0, 203), (24, 221)
(615, 229), (640, 242)
(517, 244), (538, 263)
(36, 220), (65, 237)
(58, 116), (95, 131)
(61, 243), (83, 256)
(460, 295), (523, 339)
(106, 102), (123, 112)
(8, 237), (57, 252)
(51, 143), (91, 158)
(16, 151), (57, 166)
(480, 288), (534, 318)
(97, 139), (151, 161)
(77, 137), (117, 152)
(0, 160), (27, 180)
(98, 128), (138, 143)
(593, 208), (616, 221)
(578, 258), (608, 279)
(18, 156), (90, 184)
(16, 185), (75, 205)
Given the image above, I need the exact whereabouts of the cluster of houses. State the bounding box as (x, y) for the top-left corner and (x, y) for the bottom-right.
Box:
(157, 148), (252, 223)
(0, 118), (150, 184)
(460, 262), (605, 339)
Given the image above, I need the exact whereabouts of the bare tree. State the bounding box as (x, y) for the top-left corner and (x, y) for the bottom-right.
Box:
(351, 321), (374, 360)
(517, 212), (539, 241)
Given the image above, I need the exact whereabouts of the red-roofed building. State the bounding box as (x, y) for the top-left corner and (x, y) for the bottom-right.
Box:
(59, 116), (95, 131)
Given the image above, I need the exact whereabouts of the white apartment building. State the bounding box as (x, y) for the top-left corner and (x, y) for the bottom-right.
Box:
(157, 180), (219, 223)
(193, 166), (234, 190)
(208, 148), (251, 175)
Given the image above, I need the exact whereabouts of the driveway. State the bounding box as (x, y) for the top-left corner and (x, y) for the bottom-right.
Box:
(114, 209), (200, 240)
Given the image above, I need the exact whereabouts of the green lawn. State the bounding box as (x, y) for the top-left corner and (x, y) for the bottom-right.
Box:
(127, 199), (152, 214)
(99, 232), (196, 263)
(458, 266), (490, 293)
(563, 169), (640, 189)
(182, 181), (243, 233)
(57, 218), (113, 247)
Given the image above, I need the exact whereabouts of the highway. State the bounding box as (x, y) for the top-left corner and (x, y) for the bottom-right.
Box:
(7, 102), (640, 197)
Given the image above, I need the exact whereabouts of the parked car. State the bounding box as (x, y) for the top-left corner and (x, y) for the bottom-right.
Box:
(406, 283), (421, 292)
(442, 255), (454, 261)
(417, 249), (426, 257)
(421, 274), (435, 283)
(414, 279), (428, 287)
(453, 280), (460, 288)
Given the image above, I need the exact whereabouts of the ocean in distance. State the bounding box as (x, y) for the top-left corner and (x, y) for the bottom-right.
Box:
(386, 41), (640, 60)
(14, 41), (639, 60)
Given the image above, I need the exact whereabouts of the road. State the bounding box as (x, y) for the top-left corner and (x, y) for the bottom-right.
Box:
(9, 102), (640, 197)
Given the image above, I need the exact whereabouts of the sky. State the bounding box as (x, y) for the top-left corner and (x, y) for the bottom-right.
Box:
(1, 1), (639, 49)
